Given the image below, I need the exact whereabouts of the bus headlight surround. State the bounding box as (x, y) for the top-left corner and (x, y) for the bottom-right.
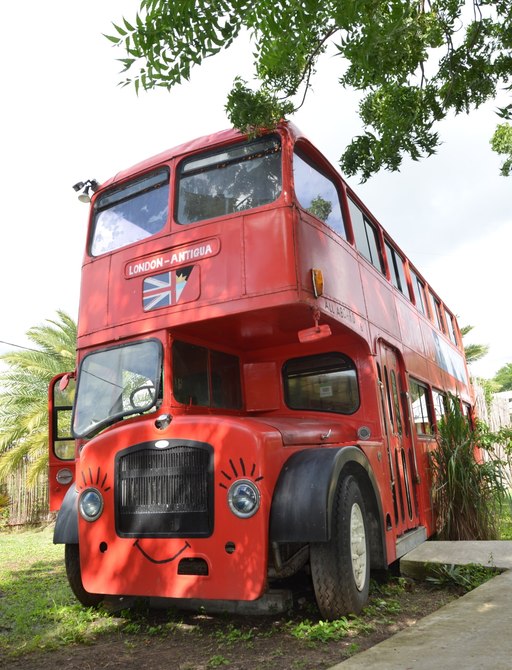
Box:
(228, 479), (261, 518)
(79, 488), (104, 522)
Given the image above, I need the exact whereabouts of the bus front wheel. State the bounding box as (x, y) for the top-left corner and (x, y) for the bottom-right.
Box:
(310, 475), (370, 619)
(65, 544), (103, 607)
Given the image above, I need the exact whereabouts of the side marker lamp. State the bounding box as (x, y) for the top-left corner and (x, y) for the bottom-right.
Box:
(311, 269), (324, 297)
(56, 468), (73, 485)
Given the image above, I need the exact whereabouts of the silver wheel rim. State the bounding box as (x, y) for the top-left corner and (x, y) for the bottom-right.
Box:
(350, 502), (367, 591)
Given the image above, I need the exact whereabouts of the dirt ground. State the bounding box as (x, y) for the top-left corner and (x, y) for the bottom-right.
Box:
(1, 574), (456, 670)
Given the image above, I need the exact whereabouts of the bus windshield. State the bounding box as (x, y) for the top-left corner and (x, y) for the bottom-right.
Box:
(73, 340), (162, 438)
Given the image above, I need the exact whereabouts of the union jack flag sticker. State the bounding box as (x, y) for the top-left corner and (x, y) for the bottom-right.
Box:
(143, 266), (193, 311)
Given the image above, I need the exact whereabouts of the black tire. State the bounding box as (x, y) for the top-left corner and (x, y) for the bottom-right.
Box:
(310, 475), (370, 619)
(65, 544), (103, 607)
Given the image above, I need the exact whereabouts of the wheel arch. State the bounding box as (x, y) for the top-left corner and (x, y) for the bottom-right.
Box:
(269, 446), (387, 569)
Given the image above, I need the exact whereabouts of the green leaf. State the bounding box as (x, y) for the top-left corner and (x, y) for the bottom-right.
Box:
(104, 33), (121, 45)
(108, 0), (512, 179)
(123, 17), (136, 32)
(111, 22), (128, 37)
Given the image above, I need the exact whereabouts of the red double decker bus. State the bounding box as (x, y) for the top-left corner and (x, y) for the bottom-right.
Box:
(49, 122), (472, 618)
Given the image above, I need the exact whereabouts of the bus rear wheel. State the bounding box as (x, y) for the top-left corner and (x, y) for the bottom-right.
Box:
(310, 475), (370, 619)
(65, 544), (103, 607)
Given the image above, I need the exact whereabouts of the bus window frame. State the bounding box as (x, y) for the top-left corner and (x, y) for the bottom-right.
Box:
(282, 352), (360, 415)
(174, 134), (283, 226)
(292, 146), (347, 239)
(430, 293), (447, 334)
(72, 338), (164, 439)
(409, 378), (434, 437)
(431, 388), (448, 426)
(89, 167), (171, 257)
(445, 308), (459, 347)
(384, 240), (409, 297)
(347, 196), (385, 274)
(171, 339), (243, 411)
(410, 269), (429, 317)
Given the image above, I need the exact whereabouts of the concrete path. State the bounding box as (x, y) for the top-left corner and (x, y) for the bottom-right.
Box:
(328, 541), (512, 669)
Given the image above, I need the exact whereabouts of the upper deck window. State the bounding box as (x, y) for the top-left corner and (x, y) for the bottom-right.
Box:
(347, 198), (384, 273)
(410, 270), (428, 316)
(431, 293), (446, 333)
(283, 352), (359, 414)
(177, 136), (281, 224)
(385, 241), (408, 296)
(90, 169), (169, 256)
(293, 151), (346, 237)
(445, 310), (459, 347)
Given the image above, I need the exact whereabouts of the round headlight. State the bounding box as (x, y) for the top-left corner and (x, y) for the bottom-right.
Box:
(228, 479), (260, 518)
(79, 488), (104, 521)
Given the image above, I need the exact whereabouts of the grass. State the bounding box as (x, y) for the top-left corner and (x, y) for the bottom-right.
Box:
(0, 527), (410, 661)
(287, 579), (406, 644)
(499, 494), (512, 540)
(425, 563), (502, 593)
(2, 520), (510, 663)
(0, 525), (119, 656)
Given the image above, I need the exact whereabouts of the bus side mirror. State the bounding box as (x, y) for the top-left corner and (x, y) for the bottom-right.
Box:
(298, 324), (332, 343)
(59, 372), (75, 392)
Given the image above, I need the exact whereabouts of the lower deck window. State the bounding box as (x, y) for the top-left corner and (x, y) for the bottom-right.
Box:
(409, 379), (433, 435)
(432, 389), (448, 422)
(172, 340), (242, 409)
(283, 353), (359, 414)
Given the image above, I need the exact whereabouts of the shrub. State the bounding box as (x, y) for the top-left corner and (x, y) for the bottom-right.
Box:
(430, 396), (507, 540)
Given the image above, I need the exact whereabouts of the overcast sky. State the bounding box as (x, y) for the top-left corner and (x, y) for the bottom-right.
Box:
(0, 1), (510, 380)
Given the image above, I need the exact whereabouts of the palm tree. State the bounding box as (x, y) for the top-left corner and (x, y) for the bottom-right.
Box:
(0, 311), (77, 486)
(460, 325), (489, 364)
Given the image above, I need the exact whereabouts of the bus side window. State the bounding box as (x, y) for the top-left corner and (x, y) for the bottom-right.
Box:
(430, 293), (447, 334)
(445, 310), (459, 347)
(410, 270), (428, 316)
(347, 198), (384, 273)
(385, 241), (408, 297)
(463, 402), (474, 427)
(432, 389), (447, 425)
(283, 352), (359, 414)
(293, 151), (346, 238)
(409, 379), (433, 436)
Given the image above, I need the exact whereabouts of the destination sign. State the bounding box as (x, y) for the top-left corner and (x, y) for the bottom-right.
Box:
(125, 238), (220, 278)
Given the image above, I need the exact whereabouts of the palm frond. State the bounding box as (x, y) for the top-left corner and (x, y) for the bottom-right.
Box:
(0, 311), (77, 491)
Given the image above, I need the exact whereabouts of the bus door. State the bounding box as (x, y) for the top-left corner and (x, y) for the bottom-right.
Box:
(377, 342), (420, 535)
(48, 372), (76, 511)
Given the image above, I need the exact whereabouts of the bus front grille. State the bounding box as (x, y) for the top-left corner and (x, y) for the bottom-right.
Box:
(115, 440), (213, 537)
